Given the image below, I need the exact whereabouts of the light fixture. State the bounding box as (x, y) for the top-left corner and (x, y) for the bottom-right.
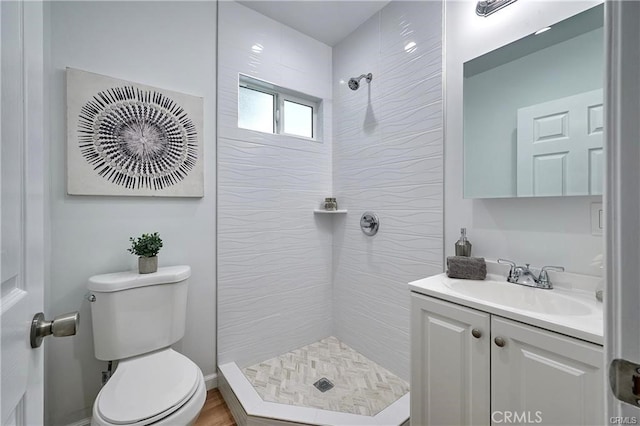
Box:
(476, 0), (518, 17)
(251, 44), (263, 53)
(534, 26), (551, 35)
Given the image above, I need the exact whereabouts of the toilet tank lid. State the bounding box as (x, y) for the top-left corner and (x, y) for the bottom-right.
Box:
(87, 265), (191, 292)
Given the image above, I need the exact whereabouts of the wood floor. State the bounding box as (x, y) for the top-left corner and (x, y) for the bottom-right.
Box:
(195, 389), (236, 426)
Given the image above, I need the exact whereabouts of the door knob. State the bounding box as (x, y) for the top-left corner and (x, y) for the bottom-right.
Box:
(30, 311), (79, 348)
(494, 336), (506, 347)
(472, 328), (482, 338)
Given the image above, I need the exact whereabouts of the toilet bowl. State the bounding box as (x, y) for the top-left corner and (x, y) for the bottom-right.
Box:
(87, 266), (206, 426)
(91, 349), (206, 426)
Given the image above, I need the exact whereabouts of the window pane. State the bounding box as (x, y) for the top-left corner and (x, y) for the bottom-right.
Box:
(238, 87), (274, 133)
(284, 100), (313, 138)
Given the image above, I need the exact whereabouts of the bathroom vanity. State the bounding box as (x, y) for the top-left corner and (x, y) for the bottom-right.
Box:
(409, 272), (604, 425)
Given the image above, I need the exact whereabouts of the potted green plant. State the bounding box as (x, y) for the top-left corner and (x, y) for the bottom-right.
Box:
(128, 232), (163, 274)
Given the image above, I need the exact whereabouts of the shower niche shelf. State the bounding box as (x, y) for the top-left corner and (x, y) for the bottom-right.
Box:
(314, 209), (347, 214)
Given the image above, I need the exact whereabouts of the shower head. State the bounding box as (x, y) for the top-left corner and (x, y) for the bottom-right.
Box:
(348, 73), (373, 91)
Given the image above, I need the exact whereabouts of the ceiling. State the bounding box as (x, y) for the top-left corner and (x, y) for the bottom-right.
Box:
(237, 1), (391, 46)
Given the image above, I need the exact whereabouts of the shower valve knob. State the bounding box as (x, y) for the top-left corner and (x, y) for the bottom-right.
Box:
(360, 212), (379, 236)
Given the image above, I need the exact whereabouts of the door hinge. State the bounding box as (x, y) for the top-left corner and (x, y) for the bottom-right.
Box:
(610, 358), (640, 406)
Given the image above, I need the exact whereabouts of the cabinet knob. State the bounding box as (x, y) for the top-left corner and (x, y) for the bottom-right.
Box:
(471, 328), (482, 339)
(494, 336), (506, 347)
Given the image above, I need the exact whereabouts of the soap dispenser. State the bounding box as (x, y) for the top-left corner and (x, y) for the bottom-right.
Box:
(455, 227), (472, 257)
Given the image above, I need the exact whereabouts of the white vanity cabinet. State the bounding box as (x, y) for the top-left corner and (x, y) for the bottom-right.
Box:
(411, 292), (604, 426)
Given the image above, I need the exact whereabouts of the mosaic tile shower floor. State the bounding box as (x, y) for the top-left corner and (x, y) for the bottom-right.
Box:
(241, 336), (409, 416)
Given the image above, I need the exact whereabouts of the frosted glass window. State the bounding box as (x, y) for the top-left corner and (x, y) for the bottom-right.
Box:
(238, 87), (274, 133)
(283, 100), (313, 138)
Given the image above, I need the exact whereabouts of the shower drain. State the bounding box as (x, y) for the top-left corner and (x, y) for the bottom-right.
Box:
(313, 377), (334, 392)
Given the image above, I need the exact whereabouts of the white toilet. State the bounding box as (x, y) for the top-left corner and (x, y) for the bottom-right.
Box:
(87, 265), (206, 426)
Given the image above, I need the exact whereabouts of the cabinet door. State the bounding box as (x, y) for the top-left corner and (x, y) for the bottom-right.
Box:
(411, 293), (491, 426)
(491, 317), (604, 425)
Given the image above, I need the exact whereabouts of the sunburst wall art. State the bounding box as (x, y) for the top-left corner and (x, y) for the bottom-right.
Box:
(67, 68), (204, 197)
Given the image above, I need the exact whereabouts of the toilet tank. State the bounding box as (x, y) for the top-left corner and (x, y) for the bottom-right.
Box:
(87, 265), (191, 361)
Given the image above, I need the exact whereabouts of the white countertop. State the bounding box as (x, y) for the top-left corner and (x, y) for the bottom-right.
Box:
(409, 272), (604, 345)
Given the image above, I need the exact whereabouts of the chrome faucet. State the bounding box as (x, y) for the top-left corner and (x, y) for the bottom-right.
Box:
(497, 259), (564, 289)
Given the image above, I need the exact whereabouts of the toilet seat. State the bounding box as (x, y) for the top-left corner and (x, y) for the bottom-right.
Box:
(96, 349), (200, 426)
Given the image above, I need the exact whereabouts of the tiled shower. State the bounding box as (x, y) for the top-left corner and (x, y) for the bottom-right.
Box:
(332, 0), (443, 380)
(217, 0), (443, 419)
(217, 1), (334, 368)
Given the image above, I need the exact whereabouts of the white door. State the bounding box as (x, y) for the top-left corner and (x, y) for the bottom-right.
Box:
(491, 317), (604, 425)
(517, 90), (603, 196)
(606, 0), (640, 421)
(1, 1), (45, 425)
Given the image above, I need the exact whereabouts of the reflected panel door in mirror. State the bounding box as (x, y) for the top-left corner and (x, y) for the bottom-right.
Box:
(462, 4), (604, 199)
(517, 90), (603, 196)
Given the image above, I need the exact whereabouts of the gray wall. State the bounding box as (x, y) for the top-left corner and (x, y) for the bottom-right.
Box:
(445, 0), (603, 276)
(45, 2), (217, 424)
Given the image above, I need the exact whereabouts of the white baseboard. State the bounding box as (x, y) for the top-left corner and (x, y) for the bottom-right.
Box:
(204, 372), (218, 390)
(65, 417), (91, 426)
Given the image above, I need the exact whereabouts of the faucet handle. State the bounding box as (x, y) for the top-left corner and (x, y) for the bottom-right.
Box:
(498, 258), (516, 267)
(538, 265), (565, 288)
(498, 259), (518, 282)
(541, 265), (565, 273)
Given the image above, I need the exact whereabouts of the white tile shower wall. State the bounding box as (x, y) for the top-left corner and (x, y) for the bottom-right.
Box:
(332, 1), (444, 380)
(217, 1), (334, 368)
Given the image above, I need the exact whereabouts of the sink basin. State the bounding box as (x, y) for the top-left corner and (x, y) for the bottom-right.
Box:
(443, 279), (594, 316)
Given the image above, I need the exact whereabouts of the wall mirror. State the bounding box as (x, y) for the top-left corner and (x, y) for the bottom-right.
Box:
(463, 4), (604, 199)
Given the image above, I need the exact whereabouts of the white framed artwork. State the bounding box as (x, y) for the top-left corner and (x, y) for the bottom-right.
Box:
(66, 68), (204, 197)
